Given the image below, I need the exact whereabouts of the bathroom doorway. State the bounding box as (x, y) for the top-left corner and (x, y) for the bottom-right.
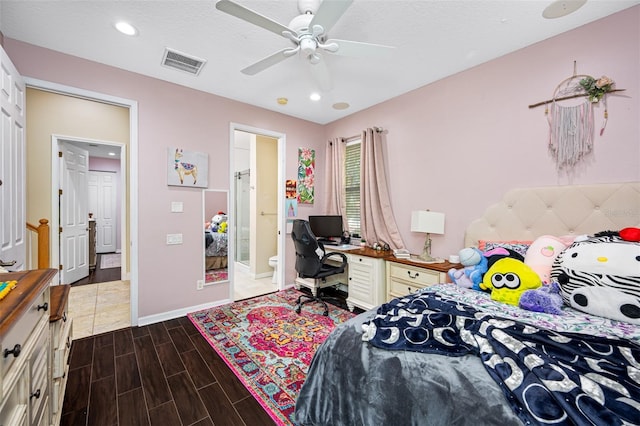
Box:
(229, 125), (286, 301)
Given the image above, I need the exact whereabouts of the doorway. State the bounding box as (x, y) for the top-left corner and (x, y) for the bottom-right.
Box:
(27, 78), (138, 328)
(229, 124), (286, 301)
(55, 136), (125, 286)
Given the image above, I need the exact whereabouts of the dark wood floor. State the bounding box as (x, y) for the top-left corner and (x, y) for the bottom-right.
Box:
(60, 316), (276, 426)
(71, 253), (122, 286)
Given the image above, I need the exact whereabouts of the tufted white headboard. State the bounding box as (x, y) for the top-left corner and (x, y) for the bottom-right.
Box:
(464, 182), (640, 247)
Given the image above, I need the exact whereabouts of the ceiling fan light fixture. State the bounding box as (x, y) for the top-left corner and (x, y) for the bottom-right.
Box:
(308, 53), (322, 65)
(299, 37), (317, 56)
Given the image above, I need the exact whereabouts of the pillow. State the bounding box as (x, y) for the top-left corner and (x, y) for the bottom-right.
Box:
(478, 240), (533, 258)
(524, 235), (572, 283)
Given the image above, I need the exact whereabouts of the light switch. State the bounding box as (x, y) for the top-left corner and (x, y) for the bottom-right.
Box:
(166, 233), (183, 245)
(171, 202), (183, 212)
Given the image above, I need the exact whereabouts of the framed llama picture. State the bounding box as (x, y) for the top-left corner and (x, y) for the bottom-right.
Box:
(167, 147), (208, 188)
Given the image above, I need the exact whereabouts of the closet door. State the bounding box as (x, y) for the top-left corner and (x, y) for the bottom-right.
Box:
(0, 45), (26, 271)
(88, 170), (117, 253)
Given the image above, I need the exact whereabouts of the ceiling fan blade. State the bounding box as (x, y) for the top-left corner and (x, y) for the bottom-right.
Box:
(309, 0), (353, 35)
(324, 39), (396, 58)
(241, 48), (293, 75)
(309, 57), (333, 92)
(216, 0), (295, 38)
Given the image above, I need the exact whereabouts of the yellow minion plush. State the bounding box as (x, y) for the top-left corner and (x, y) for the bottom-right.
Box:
(480, 258), (542, 306)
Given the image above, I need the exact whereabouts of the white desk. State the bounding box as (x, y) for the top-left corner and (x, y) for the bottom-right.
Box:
(326, 246), (387, 312)
(324, 244), (360, 251)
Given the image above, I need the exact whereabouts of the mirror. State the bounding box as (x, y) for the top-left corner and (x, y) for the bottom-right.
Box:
(203, 189), (229, 284)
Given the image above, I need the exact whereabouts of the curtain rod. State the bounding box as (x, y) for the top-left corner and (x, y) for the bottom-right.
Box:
(343, 127), (384, 142)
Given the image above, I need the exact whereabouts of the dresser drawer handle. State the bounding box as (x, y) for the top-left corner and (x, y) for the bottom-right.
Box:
(4, 344), (21, 358)
(37, 302), (49, 312)
(30, 389), (41, 400)
(407, 271), (419, 279)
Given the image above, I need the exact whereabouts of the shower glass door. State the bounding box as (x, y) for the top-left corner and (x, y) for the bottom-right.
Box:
(235, 169), (250, 266)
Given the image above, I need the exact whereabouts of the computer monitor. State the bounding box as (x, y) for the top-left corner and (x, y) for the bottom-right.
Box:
(308, 215), (343, 240)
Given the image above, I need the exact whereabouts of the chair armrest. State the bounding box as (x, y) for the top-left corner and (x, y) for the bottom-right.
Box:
(320, 251), (348, 268)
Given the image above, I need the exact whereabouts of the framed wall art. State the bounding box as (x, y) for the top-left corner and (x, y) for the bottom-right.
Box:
(168, 147), (208, 188)
(297, 148), (315, 204)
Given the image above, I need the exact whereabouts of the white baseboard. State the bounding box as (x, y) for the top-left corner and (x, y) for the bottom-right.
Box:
(137, 297), (233, 326)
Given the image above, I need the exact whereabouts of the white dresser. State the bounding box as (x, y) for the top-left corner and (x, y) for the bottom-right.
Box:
(0, 269), (61, 426)
(386, 259), (457, 301)
(49, 285), (72, 426)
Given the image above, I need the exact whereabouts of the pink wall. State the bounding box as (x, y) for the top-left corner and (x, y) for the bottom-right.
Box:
(88, 157), (122, 251)
(325, 6), (639, 259)
(5, 6), (639, 320)
(6, 38), (326, 320)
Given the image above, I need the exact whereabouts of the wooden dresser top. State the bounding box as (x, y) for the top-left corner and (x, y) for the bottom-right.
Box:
(0, 269), (57, 340)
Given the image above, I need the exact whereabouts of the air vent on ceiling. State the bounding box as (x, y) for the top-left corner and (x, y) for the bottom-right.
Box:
(161, 48), (206, 75)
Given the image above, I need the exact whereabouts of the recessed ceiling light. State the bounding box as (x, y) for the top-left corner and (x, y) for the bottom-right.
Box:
(309, 93), (321, 101)
(114, 21), (138, 36)
(332, 102), (350, 110)
(542, 0), (586, 19)
(108, 152), (116, 156)
(277, 97), (288, 105)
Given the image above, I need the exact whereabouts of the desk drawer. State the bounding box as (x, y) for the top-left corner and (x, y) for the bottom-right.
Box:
(347, 254), (376, 268)
(388, 263), (441, 287)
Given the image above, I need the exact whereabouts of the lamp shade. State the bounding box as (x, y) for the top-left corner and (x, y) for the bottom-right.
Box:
(411, 211), (445, 234)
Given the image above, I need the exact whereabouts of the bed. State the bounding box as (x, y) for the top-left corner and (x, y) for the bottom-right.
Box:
(294, 182), (640, 426)
(205, 230), (228, 270)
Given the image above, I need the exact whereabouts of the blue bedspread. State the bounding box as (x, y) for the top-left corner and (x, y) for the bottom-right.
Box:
(362, 291), (640, 426)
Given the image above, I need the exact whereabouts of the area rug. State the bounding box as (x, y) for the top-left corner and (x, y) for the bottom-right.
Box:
(205, 268), (228, 283)
(188, 288), (355, 425)
(99, 253), (121, 269)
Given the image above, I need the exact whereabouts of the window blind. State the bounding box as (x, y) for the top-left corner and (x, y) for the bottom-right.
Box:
(345, 140), (361, 235)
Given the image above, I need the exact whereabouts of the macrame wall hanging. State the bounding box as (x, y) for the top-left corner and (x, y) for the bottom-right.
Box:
(528, 62), (625, 172)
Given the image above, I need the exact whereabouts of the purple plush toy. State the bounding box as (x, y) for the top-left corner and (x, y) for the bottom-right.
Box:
(519, 282), (564, 315)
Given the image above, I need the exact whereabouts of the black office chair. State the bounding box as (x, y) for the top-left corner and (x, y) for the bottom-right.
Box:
(291, 219), (348, 316)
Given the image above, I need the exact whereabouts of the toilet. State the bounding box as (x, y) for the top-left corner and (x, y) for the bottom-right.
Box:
(268, 255), (278, 284)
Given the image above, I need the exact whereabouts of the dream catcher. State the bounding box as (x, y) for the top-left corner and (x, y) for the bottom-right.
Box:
(528, 64), (621, 172)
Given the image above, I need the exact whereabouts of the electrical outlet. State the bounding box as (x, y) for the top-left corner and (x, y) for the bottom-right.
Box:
(196, 280), (204, 290)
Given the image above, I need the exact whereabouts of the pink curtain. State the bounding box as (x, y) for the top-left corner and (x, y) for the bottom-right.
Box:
(360, 128), (405, 249)
(324, 138), (347, 228)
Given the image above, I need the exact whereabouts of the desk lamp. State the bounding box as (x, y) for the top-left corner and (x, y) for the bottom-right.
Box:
(411, 210), (445, 261)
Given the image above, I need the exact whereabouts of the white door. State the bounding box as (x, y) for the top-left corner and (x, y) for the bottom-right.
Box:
(88, 171), (117, 253)
(60, 142), (89, 283)
(0, 46), (26, 271)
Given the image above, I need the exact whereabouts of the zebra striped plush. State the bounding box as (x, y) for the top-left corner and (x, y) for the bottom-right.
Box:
(551, 234), (640, 324)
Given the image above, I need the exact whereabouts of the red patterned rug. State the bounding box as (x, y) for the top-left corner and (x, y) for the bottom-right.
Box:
(205, 268), (228, 283)
(187, 288), (355, 425)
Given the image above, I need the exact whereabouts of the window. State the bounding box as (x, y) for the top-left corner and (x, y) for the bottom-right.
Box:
(344, 140), (361, 235)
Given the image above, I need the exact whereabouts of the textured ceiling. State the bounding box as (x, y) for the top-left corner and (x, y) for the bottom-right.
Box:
(1, 0), (638, 124)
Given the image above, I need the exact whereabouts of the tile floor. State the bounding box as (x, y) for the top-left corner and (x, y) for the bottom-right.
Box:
(69, 280), (131, 339)
(68, 267), (278, 339)
(233, 265), (278, 301)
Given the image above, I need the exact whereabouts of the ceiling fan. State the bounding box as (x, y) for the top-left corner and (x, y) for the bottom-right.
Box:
(215, 0), (395, 91)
